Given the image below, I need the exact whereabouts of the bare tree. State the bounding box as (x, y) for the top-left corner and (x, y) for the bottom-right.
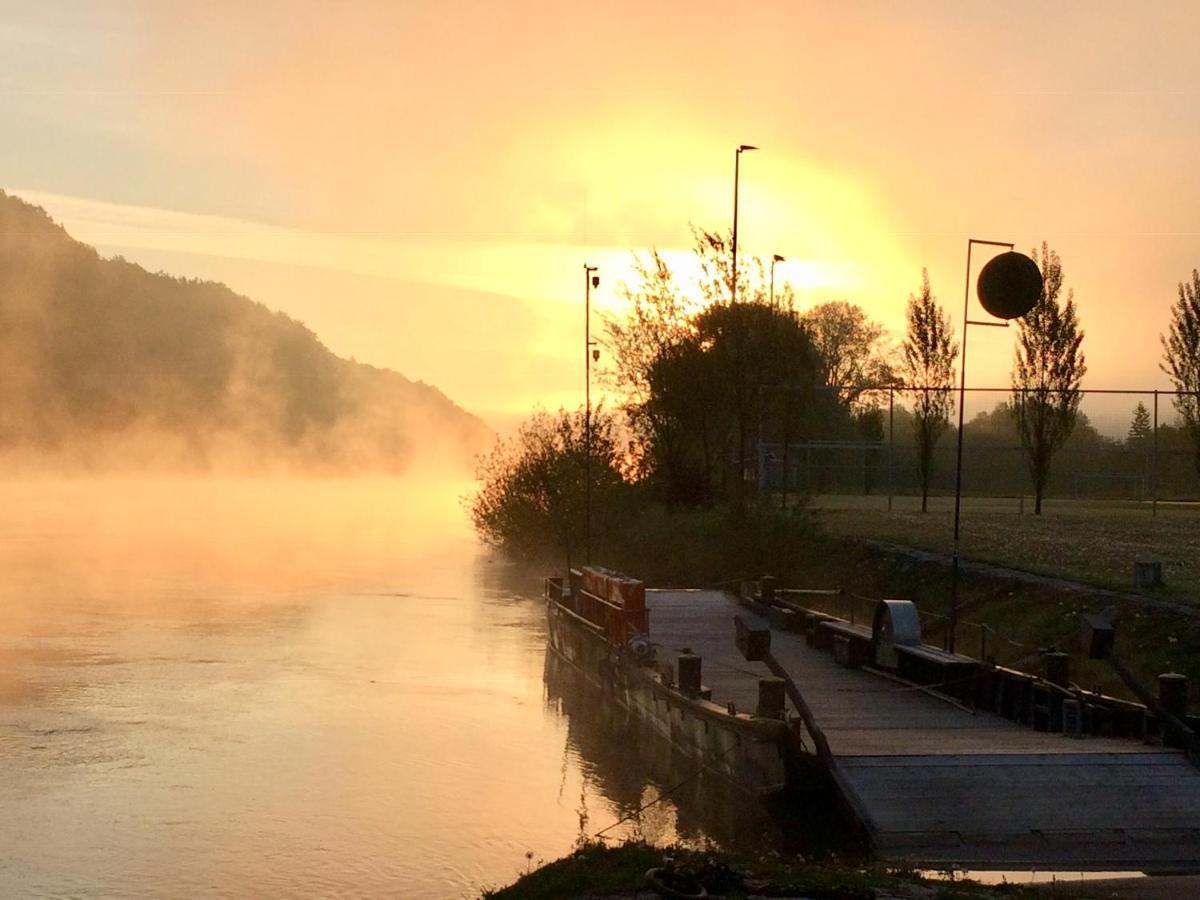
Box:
(1161, 269), (1200, 476)
(902, 269), (958, 512)
(1012, 243), (1087, 515)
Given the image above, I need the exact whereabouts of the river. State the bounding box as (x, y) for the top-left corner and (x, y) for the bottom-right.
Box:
(0, 478), (773, 898)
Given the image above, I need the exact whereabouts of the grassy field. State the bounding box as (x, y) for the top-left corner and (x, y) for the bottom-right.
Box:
(812, 494), (1200, 604)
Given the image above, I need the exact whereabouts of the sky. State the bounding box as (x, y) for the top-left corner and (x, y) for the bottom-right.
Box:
(3, 1), (1199, 432)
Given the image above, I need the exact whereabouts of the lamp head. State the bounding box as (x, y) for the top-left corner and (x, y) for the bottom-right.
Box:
(738, 144), (758, 153)
(773, 254), (785, 263)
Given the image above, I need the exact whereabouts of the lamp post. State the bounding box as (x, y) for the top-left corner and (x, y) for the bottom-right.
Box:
(584, 264), (599, 564)
(731, 144), (758, 303)
(948, 240), (1041, 653)
(770, 254), (785, 305)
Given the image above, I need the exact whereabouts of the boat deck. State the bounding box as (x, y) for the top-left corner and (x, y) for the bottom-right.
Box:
(647, 589), (1200, 869)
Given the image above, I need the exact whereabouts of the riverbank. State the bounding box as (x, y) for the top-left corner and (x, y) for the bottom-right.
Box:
(558, 503), (1197, 704)
(482, 840), (1046, 899)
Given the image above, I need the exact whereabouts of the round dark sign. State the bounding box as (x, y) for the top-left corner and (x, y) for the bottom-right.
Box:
(976, 251), (1042, 320)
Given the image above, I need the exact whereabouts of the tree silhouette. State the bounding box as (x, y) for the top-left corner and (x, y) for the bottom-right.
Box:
(800, 301), (894, 408)
(1161, 270), (1200, 476)
(470, 406), (624, 565)
(901, 269), (958, 512)
(1012, 243), (1087, 515)
(603, 230), (837, 510)
(1127, 401), (1152, 445)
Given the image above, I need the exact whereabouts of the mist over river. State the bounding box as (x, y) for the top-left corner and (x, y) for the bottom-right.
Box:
(0, 478), (771, 898)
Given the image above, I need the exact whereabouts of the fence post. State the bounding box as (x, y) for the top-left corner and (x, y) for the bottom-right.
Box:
(1153, 389), (1159, 517)
(888, 387), (894, 512)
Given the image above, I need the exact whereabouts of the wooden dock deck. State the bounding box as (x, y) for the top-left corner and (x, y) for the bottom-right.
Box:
(647, 588), (1200, 870)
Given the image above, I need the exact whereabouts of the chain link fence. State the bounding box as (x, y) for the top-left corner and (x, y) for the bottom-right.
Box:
(757, 386), (1200, 510)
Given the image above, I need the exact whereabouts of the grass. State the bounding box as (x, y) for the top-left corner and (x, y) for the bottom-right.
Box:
(813, 494), (1200, 604)
(484, 840), (1048, 899)
(577, 495), (1200, 702)
(795, 494), (1200, 700)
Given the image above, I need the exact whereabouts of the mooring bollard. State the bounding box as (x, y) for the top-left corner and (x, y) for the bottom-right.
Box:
(1043, 652), (1070, 688)
(677, 653), (702, 696)
(1159, 673), (1189, 719)
(1062, 698), (1084, 738)
(760, 575), (776, 602)
(757, 678), (786, 719)
(1158, 673), (1190, 749)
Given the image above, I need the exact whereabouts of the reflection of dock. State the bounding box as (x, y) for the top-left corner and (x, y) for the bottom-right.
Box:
(542, 651), (797, 852)
(648, 588), (1200, 871)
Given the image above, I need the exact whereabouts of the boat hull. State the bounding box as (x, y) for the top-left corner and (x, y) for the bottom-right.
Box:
(546, 596), (795, 797)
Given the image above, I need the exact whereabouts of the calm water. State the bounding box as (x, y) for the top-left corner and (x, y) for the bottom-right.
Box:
(0, 478), (767, 899)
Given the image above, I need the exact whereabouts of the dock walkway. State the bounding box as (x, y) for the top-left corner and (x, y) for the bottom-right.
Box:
(647, 589), (1200, 869)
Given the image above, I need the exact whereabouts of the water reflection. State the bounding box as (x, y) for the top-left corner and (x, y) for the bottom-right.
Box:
(543, 650), (860, 860)
(0, 478), (843, 899)
(544, 650), (777, 849)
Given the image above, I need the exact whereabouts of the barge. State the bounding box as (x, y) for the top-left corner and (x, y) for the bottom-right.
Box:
(544, 567), (805, 797)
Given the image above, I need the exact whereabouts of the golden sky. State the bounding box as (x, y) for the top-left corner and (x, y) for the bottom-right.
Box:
(4, 1), (1199, 430)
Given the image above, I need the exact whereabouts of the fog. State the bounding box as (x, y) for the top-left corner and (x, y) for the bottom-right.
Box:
(0, 476), (476, 612)
(0, 191), (493, 478)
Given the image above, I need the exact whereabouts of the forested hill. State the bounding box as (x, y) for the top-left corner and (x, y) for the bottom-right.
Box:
(0, 191), (492, 472)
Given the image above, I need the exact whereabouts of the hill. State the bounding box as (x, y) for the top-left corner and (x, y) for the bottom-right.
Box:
(0, 190), (492, 472)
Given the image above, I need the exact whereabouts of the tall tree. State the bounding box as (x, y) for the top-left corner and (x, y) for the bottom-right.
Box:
(801, 300), (894, 407)
(603, 250), (692, 485)
(901, 269), (958, 512)
(1011, 242), (1087, 514)
(604, 230), (813, 509)
(1161, 269), (1200, 476)
(1127, 401), (1152, 445)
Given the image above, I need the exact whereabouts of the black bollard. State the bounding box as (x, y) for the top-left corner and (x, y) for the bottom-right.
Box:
(760, 576), (777, 603)
(677, 653), (702, 696)
(1043, 652), (1070, 688)
(756, 678), (786, 719)
(1159, 673), (1189, 720)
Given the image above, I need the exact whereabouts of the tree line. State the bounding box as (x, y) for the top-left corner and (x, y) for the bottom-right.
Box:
(471, 228), (1200, 560)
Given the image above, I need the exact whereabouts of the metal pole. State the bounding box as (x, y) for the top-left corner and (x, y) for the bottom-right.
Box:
(731, 145), (757, 304)
(584, 264), (597, 563)
(949, 241), (973, 654)
(732, 149), (740, 304)
(888, 387), (894, 512)
(1153, 389), (1159, 518)
(770, 256), (775, 305)
(950, 238), (1014, 654)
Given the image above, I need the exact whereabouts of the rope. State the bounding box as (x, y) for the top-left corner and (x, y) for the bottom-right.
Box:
(591, 742), (742, 840)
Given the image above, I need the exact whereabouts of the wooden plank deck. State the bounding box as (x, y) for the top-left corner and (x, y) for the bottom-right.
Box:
(647, 589), (1200, 869)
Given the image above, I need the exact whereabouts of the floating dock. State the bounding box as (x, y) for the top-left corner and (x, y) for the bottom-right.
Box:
(647, 587), (1200, 870)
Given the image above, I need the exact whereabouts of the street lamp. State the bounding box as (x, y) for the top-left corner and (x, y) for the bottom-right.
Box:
(584, 264), (599, 564)
(770, 254), (785, 305)
(731, 144), (758, 303)
(948, 240), (1042, 653)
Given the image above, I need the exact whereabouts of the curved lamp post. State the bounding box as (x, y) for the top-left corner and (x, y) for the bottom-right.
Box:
(948, 242), (1042, 653)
